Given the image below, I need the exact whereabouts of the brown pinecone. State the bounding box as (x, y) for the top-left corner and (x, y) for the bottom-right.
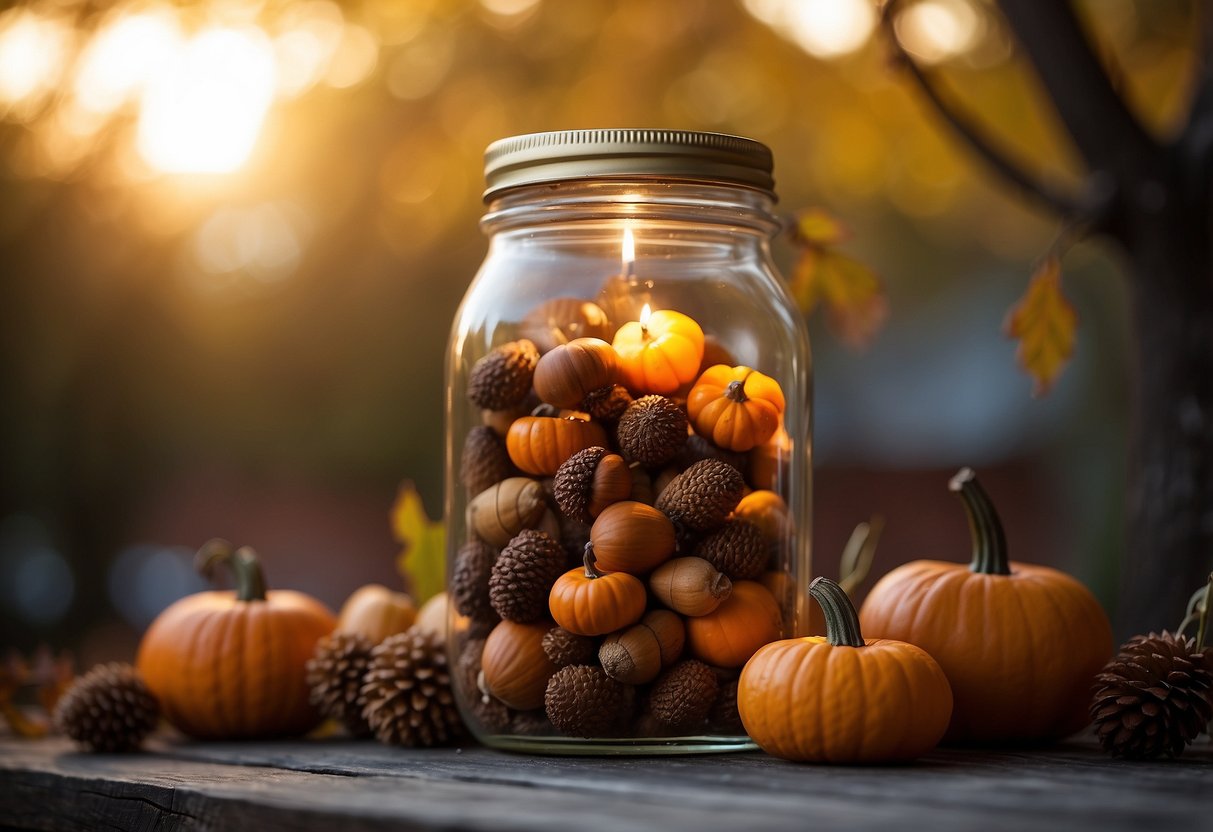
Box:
(553, 446), (610, 523)
(361, 629), (463, 747)
(489, 530), (566, 622)
(582, 384), (633, 421)
(306, 632), (375, 737)
(543, 627), (598, 667)
(455, 639), (511, 734)
(617, 395), (688, 467)
(460, 426), (513, 496)
(695, 519), (767, 580)
(655, 459), (746, 533)
(650, 659), (719, 731)
(467, 340), (539, 410)
(707, 679), (744, 734)
(544, 666), (632, 738)
(53, 663), (159, 752)
(675, 433), (749, 473)
(1091, 631), (1213, 759)
(451, 539), (498, 622)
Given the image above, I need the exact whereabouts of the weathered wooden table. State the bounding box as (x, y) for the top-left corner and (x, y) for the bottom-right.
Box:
(1, 736), (1209, 831)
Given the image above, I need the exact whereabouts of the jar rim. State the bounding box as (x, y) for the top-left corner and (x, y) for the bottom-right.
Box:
(483, 129), (776, 202)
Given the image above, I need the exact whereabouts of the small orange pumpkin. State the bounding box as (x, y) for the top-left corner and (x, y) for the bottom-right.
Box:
(685, 580), (782, 668)
(335, 584), (417, 644)
(611, 308), (705, 395)
(739, 577), (953, 763)
(532, 338), (619, 409)
(136, 540), (336, 739)
(506, 415), (609, 476)
(858, 468), (1113, 744)
(733, 490), (793, 543)
(687, 365), (785, 452)
(588, 500), (676, 574)
(549, 546), (647, 636)
(480, 619), (558, 711)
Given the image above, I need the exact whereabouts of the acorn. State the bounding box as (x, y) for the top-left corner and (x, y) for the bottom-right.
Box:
(542, 626), (598, 668)
(520, 297), (613, 354)
(588, 501), (677, 574)
(616, 395), (688, 467)
(582, 384), (633, 421)
(628, 465), (656, 505)
(655, 459), (746, 533)
(450, 540), (498, 622)
(544, 665), (632, 738)
(489, 530), (567, 622)
(455, 639), (511, 734)
(481, 619), (559, 711)
(649, 659), (718, 731)
(467, 339), (540, 410)
(460, 426), (513, 496)
(649, 557), (732, 617)
(533, 338), (618, 409)
(695, 520), (767, 581)
(467, 477), (546, 547)
(599, 609), (686, 685)
(553, 447), (633, 524)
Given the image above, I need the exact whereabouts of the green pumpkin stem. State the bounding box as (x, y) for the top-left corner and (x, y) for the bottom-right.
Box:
(196, 538), (268, 602)
(949, 468), (1011, 576)
(583, 542), (603, 580)
(809, 577), (864, 648)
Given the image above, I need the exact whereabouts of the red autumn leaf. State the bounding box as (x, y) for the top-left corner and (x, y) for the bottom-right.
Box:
(1003, 256), (1077, 397)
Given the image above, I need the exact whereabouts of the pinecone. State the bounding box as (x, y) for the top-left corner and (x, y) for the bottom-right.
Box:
(460, 426), (513, 496)
(544, 666), (632, 738)
(553, 446), (610, 524)
(1090, 631), (1213, 759)
(674, 433), (749, 474)
(650, 659), (718, 731)
(455, 639), (511, 734)
(306, 632), (375, 737)
(467, 340), (539, 410)
(695, 520), (767, 580)
(53, 663), (159, 752)
(489, 530), (566, 622)
(655, 459), (746, 533)
(582, 384), (633, 421)
(543, 627), (598, 667)
(616, 396), (688, 467)
(451, 539), (498, 623)
(707, 679), (744, 734)
(361, 629), (463, 747)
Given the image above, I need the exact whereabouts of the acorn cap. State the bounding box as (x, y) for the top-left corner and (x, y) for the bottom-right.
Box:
(306, 632), (375, 737)
(467, 340), (540, 410)
(695, 519), (767, 580)
(455, 639), (512, 734)
(361, 629), (464, 747)
(582, 384), (634, 421)
(542, 627), (599, 667)
(451, 540), (499, 623)
(553, 446), (610, 524)
(53, 662), (160, 753)
(617, 395), (688, 467)
(489, 530), (567, 622)
(460, 426), (513, 496)
(655, 459), (746, 532)
(544, 665), (633, 738)
(649, 659), (719, 731)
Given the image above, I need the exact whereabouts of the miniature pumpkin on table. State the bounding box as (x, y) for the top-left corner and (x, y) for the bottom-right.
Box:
(136, 539), (336, 739)
(858, 468), (1113, 744)
(548, 546), (647, 636)
(687, 365), (785, 453)
(739, 577), (953, 763)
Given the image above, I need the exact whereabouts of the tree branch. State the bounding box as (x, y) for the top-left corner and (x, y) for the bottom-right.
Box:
(880, 0), (1079, 217)
(996, 0), (1158, 176)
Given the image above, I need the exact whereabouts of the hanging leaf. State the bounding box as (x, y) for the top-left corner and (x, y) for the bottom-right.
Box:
(1003, 257), (1077, 397)
(790, 246), (889, 349)
(391, 481), (446, 604)
(791, 208), (851, 247)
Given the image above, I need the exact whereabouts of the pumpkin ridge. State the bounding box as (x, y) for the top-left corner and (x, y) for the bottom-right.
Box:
(882, 642), (915, 760)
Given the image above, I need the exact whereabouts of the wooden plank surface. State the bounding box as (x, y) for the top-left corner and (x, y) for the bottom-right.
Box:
(1, 736), (1210, 831)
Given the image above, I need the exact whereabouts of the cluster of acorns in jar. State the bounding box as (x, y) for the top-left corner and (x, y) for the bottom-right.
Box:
(452, 295), (798, 739)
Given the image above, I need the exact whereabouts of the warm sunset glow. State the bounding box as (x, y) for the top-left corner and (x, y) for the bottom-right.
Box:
(0, 9), (70, 110)
(136, 27), (277, 174)
(73, 11), (182, 114)
(745, 0), (876, 59)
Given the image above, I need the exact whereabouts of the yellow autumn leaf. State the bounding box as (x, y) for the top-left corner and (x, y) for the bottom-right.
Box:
(791, 208), (850, 247)
(791, 247), (889, 349)
(391, 481), (446, 604)
(1003, 257), (1077, 397)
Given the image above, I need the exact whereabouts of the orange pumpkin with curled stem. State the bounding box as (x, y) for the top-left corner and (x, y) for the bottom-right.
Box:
(739, 577), (953, 763)
(611, 308), (704, 395)
(687, 365), (785, 452)
(137, 539), (336, 739)
(858, 468), (1113, 744)
(548, 545), (647, 636)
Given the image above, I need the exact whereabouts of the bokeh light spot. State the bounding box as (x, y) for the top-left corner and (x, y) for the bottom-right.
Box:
(108, 544), (208, 629)
(0, 515), (73, 626)
(0, 9), (72, 116)
(73, 10), (183, 115)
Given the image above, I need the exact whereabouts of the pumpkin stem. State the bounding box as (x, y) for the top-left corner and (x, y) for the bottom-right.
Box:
(195, 538), (269, 602)
(724, 379), (748, 403)
(948, 468), (1011, 576)
(1197, 573), (1213, 652)
(809, 577), (864, 648)
(583, 542), (603, 580)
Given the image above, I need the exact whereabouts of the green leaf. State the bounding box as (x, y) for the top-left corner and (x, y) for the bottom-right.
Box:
(391, 482), (446, 604)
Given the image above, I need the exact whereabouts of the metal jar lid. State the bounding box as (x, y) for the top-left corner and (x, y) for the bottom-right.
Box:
(483, 129), (775, 200)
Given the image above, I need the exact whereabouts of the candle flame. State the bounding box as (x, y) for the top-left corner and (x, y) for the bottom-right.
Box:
(621, 226), (635, 275)
(640, 303), (652, 327)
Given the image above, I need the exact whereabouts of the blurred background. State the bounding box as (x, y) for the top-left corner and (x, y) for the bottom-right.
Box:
(0, 0), (1198, 665)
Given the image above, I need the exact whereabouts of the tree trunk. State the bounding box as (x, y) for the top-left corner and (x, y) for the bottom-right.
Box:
(1118, 189), (1213, 637)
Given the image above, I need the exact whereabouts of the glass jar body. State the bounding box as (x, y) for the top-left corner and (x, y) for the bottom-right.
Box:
(445, 181), (811, 754)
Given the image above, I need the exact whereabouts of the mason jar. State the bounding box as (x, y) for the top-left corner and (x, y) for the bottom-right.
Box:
(445, 129), (811, 754)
